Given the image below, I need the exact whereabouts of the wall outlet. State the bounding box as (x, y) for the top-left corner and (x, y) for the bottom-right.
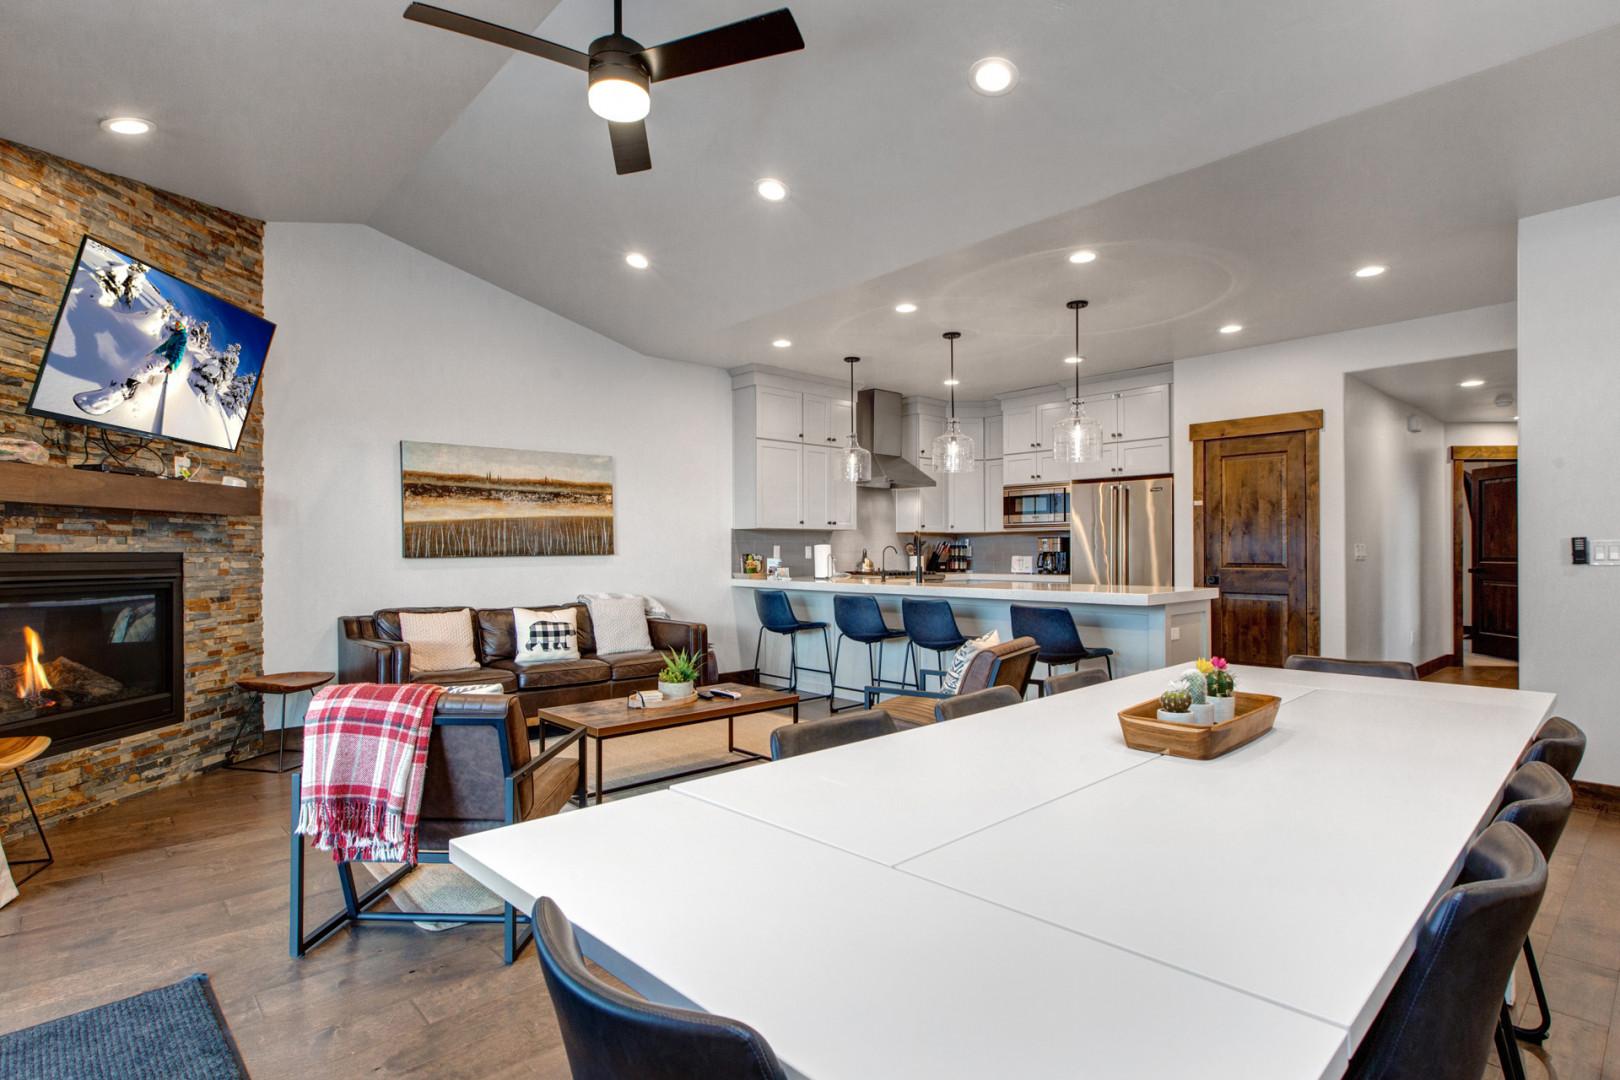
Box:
(1169, 626), (1182, 641)
(804, 545), (813, 559)
(1591, 540), (1620, 565)
(1353, 543), (1368, 561)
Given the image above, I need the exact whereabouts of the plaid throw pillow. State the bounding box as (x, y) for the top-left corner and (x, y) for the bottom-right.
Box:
(514, 607), (581, 663)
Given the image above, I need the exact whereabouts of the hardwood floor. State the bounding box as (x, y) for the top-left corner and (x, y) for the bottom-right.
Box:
(1427, 661), (1521, 689)
(2, 694), (1613, 1079)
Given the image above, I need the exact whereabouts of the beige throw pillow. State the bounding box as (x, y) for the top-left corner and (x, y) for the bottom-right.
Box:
(398, 609), (478, 672)
(586, 595), (653, 655)
(515, 607), (581, 663)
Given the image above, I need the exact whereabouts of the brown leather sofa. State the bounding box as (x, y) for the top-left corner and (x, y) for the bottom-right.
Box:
(339, 603), (714, 715)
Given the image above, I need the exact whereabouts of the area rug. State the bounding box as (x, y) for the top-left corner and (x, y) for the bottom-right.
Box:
(0, 973), (247, 1079)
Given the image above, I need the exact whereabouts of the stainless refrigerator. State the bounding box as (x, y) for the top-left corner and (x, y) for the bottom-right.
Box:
(1069, 478), (1174, 588)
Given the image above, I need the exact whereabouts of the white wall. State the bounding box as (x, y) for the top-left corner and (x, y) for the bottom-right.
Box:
(1444, 422), (1518, 448)
(1342, 378), (1452, 665)
(1172, 303), (1516, 656)
(1520, 194), (1620, 783)
(262, 223), (737, 682)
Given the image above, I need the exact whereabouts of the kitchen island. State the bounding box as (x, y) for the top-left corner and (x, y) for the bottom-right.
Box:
(732, 577), (1218, 700)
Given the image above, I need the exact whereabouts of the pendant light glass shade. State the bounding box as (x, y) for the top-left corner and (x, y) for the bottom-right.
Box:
(1054, 299), (1102, 464)
(840, 357), (871, 482)
(934, 331), (975, 474)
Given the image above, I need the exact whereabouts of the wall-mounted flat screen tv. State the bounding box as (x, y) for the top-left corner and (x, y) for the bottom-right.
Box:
(25, 236), (275, 452)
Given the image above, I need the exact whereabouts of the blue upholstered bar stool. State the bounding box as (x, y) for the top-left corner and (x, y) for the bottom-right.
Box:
(1010, 603), (1114, 695)
(752, 589), (834, 703)
(901, 597), (968, 692)
(830, 595), (911, 711)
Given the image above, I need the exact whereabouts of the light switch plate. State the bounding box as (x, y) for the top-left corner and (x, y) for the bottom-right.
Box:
(804, 545), (813, 559)
(1353, 543), (1368, 561)
(1593, 540), (1620, 565)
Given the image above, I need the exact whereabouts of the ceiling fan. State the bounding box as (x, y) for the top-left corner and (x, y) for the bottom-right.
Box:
(404, 1), (804, 175)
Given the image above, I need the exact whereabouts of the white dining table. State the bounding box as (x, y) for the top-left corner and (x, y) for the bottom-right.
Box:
(450, 664), (1555, 1079)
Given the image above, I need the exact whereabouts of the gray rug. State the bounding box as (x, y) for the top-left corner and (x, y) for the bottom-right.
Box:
(0, 974), (247, 1079)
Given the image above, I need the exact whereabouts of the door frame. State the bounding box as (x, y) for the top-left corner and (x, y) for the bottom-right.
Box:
(1190, 409), (1323, 657)
(1450, 445), (1518, 663)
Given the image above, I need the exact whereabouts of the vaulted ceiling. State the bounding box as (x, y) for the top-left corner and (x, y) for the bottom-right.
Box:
(6, 0), (1620, 396)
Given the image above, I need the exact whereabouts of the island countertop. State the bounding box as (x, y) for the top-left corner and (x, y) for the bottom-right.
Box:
(730, 576), (1218, 607)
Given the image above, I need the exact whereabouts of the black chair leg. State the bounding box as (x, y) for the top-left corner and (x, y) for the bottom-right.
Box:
(1513, 937), (1552, 1044)
(6, 766), (53, 885)
(1497, 1002), (1528, 1080)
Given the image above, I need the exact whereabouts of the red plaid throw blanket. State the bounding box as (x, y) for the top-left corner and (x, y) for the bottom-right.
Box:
(294, 682), (445, 863)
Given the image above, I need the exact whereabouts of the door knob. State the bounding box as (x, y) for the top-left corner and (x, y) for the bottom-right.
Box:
(1205, 575), (1219, 586)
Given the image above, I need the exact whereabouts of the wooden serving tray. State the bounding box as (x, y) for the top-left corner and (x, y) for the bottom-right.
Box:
(1118, 692), (1282, 760)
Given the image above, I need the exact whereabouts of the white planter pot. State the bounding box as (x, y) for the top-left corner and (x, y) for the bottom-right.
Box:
(1211, 696), (1237, 723)
(1187, 702), (1215, 725)
(1157, 708), (1192, 724)
(658, 680), (696, 701)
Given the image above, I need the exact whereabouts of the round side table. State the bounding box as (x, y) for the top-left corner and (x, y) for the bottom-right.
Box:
(226, 671), (335, 774)
(0, 735), (53, 884)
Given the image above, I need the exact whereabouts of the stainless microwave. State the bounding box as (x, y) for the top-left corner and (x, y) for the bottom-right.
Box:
(1003, 483), (1070, 529)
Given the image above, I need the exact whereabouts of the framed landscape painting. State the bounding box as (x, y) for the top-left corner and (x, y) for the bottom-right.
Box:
(400, 441), (615, 558)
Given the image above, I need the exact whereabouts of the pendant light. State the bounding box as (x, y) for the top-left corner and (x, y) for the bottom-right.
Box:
(1053, 300), (1103, 464)
(840, 356), (872, 482)
(931, 332), (976, 473)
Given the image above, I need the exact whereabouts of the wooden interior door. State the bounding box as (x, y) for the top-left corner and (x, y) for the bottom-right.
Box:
(1201, 431), (1311, 666)
(1469, 463), (1518, 659)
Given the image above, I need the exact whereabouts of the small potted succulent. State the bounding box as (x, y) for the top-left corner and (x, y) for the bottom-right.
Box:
(1177, 669), (1214, 724)
(1199, 657), (1237, 721)
(657, 648), (702, 701)
(1158, 683), (1193, 723)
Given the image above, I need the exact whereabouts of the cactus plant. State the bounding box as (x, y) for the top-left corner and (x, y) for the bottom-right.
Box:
(1179, 669), (1207, 704)
(1196, 656), (1235, 697)
(1159, 685), (1192, 713)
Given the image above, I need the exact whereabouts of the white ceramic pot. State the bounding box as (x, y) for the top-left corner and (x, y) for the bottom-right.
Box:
(1211, 696), (1237, 723)
(658, 680), (696, 701)
(1157, 708), (1192, 723)
(1187, 702), (1215, 725)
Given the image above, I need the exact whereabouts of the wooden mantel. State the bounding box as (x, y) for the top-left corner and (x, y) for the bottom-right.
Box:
(0, 461), (261, 517)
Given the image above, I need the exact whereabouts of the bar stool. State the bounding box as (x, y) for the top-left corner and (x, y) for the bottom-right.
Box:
(752, 590), (834, 703)
(901, 597), (968, 692)
(226, 671), (335, 774)
(830, 595), (911, 711)
(1493, 759), (1574, 1053)
(0, 735), (53, 885)
(1010, 604), (1114, 694)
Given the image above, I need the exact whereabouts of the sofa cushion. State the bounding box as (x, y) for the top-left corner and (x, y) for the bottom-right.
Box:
(489, 657), (612, 690)
(373, 606), (469, 643)
(398, 609), (479, 671)
(477, 603), (594, 661)
(514, 607), (581, 663)
(585, 595), (653, 655)
(410, 666), (518, 692)
(600, 649), (667, 681)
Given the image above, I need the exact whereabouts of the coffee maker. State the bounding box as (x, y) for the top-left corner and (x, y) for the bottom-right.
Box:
(1035, 535), (1069, 575)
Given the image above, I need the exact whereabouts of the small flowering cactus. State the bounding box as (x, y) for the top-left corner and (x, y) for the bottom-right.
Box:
(1159, 684), (1192, 713)
(1201, 655), (1235, 697)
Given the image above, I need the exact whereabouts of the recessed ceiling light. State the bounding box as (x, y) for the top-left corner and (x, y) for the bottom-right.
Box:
(1355, 264), (1387, 278)
(624, 252), (650, 269)
(1063, 355), (1085, 365)
(1068, 249), (1097, 264)
(772, 338), (792, 349)
(943, 378), (961, 386)
(894, 302), (917, 314)
(969, 57), (1018, 96)
(1219, 324), (1243, 335)
(1513, 415), (1520, 421)
(1459, 379), (1485, 388)
(100, 116), (153, 136)
(755, 177), (788, 202)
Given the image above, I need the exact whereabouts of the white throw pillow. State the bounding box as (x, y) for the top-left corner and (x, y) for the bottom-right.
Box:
(577, 592), (670, 619)
(940, 630), (1001, 695)
(586, 595), (654, 655)
(515, 607), (581, 663)
(397, 609), (478, 672)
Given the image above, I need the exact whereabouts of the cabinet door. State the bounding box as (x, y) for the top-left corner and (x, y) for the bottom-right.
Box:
(948, 468), (985, 532)
(827, 396), (853, 448)
(1118, 385), (1170, 442)
(756, 440), (803, 526)
(916, 413), (947, 463)
(917, 468), (947, 531)
(1037, 400), (1075, 453)
(1115, 437), (1170, 477)
(801, 392), (839, 446)
(983, 414), (1003, 460)
(827, 450), (856, 529)
(1075, 394), (1123, 443)
(1004, 451), (1047, 485)
(801, 444), (831, 528)
(1069, 442), (1118, 482)
(756, 387), (804, 442)
(983, 458), (1005, 531)
(1003, 404), (1040, 454)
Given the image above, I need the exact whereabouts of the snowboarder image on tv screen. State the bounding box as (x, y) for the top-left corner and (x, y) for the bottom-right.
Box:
(72, 313), (190, 416)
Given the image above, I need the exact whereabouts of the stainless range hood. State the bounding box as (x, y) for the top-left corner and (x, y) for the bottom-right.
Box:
(856, 389), (936, 489)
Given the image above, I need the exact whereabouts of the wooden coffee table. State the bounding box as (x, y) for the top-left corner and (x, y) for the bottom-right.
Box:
(535, 683), (800, 804)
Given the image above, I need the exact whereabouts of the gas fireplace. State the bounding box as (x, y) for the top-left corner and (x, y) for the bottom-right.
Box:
(0, 553), (183, 754)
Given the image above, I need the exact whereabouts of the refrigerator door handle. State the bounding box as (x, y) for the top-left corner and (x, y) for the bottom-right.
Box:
(1121, 485), (1130, 587)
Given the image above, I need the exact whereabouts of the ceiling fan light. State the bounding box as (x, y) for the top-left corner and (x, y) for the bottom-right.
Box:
(588, 62), (651, 122)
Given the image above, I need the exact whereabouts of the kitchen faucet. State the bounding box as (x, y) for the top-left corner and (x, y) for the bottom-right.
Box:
(880, 545), (901, 582)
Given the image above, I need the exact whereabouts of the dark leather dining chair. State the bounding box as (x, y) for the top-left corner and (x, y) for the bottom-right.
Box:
(1521, 715), (1586, 781)
(934, 685), (1022, 722)
(1345, 821), (1546, 1080)
(1044, 668), (1110, 696)
(770, 708), (914, 760)
(1283, 654), (1418, 680)
(1494, 760), (1574, 1047)
(830, 594), (911, 711)
(534, 897), (788, 1080)
(864, 637), (1039, 726)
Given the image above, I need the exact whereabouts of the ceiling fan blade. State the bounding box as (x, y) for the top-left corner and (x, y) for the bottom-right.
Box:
(403, 3), (589, 71)
(639, 8), (803, 83)
(609, 120), (652, 175)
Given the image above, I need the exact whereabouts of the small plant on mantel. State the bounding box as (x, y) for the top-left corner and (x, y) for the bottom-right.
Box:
(657, 648), (703, 701)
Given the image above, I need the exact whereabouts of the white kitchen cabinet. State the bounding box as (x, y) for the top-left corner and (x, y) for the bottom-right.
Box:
(1004, 450), (1056, 485)
(828, 396), (854, 447)
(1037, 400), (1074, 454)
(983, 414), (1003, 460)
(1069, 442), (1117, 482)
(983, 458), (1005, 531)
(1118, 385), (1170, 441)
(827, 452), (856, 529)
(802, 392), (847, 447)
(947, 469), (985, 532)
(896, 469), (948, 532)
(756, 386), (806, 442)
(1002, 403), (1041, 454)
(904, 413), (948, 464)
(1076, 394), (1120, 441)
(801, 444), (831, 528)
(755, 439), (804, 526)
(1116, 437), (1170, 476)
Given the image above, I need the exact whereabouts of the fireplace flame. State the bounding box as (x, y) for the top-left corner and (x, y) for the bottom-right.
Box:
(17, 626), (53, 704)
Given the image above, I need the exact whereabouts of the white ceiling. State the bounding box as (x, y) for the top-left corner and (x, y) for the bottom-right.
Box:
(6, 1), (1620, 397)
(1355, 350), (1518, 424)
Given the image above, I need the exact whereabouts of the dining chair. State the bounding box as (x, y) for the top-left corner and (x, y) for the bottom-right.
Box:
(770, 708), (913, 760)
(864, 637), (1039, 726)
(534, 897), (788, 1080)
(1010, 604), (1114, 693)
(934, 685), (1022, 722)
(1044, 668), (1110, 696)
(1521, 715), (1586, 781)
(829, 594), (911, 711)
(752, 589), (834, 704)
(1493, 760), (1574, 1047)
(900, 598), (969, 691)
(1345, 821), (1546, 1080)
(1282, 655), (1418, 680)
